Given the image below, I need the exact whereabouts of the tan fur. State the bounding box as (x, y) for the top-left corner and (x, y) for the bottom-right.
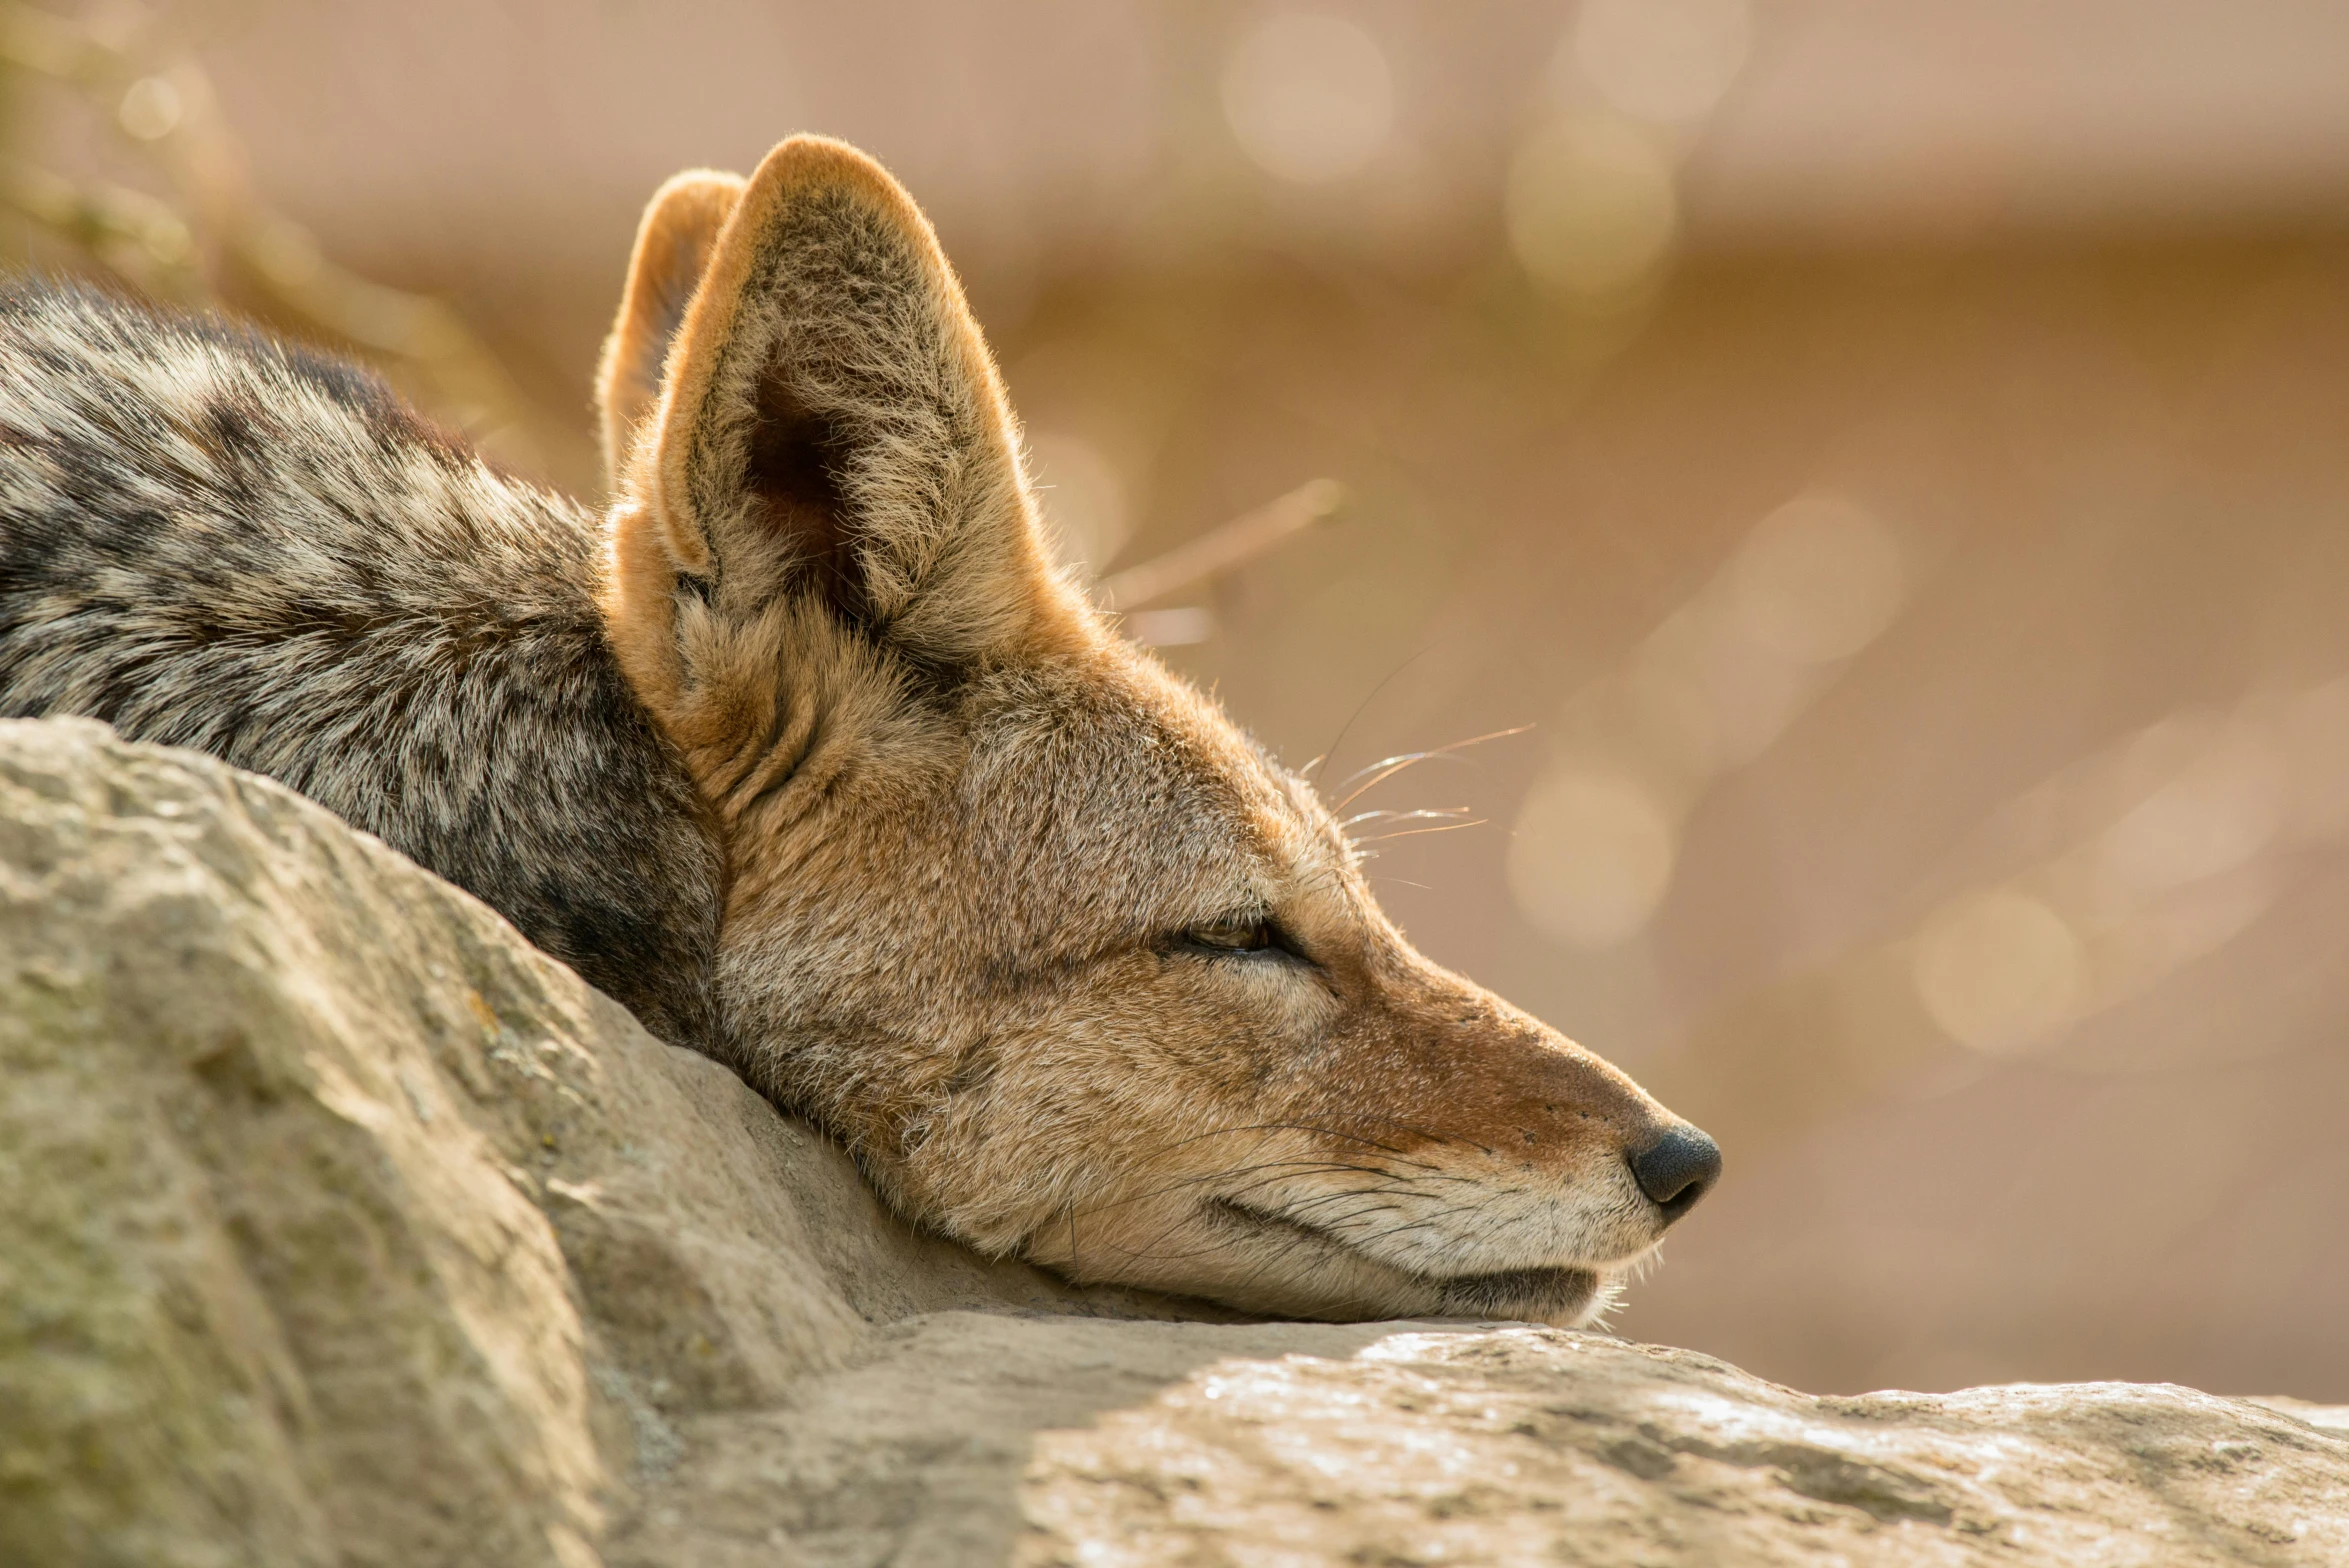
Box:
(591, 135), (1718, 1325)
(596, 170), (746, 494)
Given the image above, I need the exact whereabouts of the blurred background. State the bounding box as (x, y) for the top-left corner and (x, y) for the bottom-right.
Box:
(7, 0), (2346, 1401)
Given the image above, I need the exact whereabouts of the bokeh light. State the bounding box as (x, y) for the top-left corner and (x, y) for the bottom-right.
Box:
(1728, 495), (1908, 666)
(1504, 114), (1678, 300)
(1510, 489), (1911, 948)
(1913, 888), (2087, 1055)
(1508, 769), (1679, 949)
(1892, 678), (2349, 1064)
(1222, 11), (1395, 184)
(2094, 718), (2283, 900)
(118, 77), (184, 142)
(1572, 0), (1753, 126)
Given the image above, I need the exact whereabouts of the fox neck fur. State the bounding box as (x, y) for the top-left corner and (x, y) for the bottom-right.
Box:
(0, 284), (724, 1046)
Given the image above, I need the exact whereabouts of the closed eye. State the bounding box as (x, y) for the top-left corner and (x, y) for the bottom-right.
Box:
(1176, 916), (1311, 965)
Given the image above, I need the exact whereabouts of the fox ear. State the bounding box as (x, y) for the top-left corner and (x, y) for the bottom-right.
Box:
(623, 134), (1057, 668)
(596, 170), (746, 494)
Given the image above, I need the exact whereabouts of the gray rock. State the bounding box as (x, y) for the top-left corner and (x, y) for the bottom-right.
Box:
(3, 717), (2343, 1567)
(1016, 1329), (2349, 1566)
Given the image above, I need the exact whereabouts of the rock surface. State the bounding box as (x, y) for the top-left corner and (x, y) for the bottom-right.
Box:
(4, 717), (2345, 1567)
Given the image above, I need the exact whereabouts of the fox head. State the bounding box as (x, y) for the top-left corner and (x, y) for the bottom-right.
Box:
(593, 137), (1719, 1325)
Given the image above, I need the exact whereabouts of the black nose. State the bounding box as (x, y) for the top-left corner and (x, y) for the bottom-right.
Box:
(1631, 1124), (1722, 1221)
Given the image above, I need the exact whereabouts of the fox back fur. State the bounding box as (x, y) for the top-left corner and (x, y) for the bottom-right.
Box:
(0, 136), (1718, 1325)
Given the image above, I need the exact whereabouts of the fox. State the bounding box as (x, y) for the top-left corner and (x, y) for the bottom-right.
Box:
(0, 135), (1718, 1326)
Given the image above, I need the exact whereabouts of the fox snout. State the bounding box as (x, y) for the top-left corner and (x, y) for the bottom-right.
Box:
(1451, 1020), (1723, 1231)
(1014, 954), (1727, 1328)
(1343, 991), (1723, 1259)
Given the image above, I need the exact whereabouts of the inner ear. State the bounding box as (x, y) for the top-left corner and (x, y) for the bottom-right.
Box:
(746, 378), (863, 622)
(634, 136), (1074, 670)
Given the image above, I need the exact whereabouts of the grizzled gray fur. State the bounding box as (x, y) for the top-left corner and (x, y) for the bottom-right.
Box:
(0, 283), (722, 1046)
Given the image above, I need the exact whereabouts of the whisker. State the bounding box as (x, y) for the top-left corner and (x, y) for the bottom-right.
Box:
(1207, 1165), (1414, 1206)
(1274, 1190), (1418, 1222)
(1103, 1157), (1492, 1231)
(1066, 1159), (1415, 1222)
(1354, 818), (1488, 845)
(1339, 806), (1474, 830)
(1329, 724), (1533, 813)
(1352, 1201), (1490, 1250)
(1317, 646), (1443, 789)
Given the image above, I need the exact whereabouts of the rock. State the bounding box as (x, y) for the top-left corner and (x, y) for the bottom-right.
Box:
(0, 719), (1173, 1568)
(1019, 1330), (2349, 1566)
(619, 1313), (2349, 1567)
(4, 716), (2345, 1567)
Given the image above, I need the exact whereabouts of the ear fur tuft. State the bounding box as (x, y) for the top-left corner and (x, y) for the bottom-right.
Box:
(596, 170), (747, 499)
(634, 135), (1059, 665)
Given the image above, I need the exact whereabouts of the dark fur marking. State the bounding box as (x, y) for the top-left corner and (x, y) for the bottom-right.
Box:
(0, 280), (725, 1049)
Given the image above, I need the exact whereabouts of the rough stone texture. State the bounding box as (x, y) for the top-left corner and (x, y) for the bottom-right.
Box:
(0, 718), (1170, 1568)
(4, 716), (2345, 1567)
(1019, 1330), (2349, 1566)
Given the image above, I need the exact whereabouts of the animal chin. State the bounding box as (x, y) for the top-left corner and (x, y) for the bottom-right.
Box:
(1210, 1197), (1609, 1327)
(1434, 1264), (1605, 1325)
